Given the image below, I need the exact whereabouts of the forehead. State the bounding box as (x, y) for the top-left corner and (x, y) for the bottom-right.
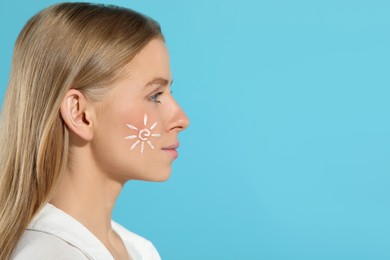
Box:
(124, 39), (171, 83)
(99, 39), (171, 105)
(94, 40), (171, 111)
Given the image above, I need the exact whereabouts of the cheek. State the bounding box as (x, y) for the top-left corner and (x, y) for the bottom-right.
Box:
(123, 112), (163, 154)
(94, 112), (160, 171)
(93, 101), (172, 181)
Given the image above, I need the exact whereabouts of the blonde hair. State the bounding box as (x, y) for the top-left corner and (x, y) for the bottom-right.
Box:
(0, 2), (163, 258)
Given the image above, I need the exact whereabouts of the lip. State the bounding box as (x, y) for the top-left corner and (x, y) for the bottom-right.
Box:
(162, 142), (179, 150)
(162, 142), (179, 159)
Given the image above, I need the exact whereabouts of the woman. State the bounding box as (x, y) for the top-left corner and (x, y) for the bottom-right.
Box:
(0, 2), (189, 259)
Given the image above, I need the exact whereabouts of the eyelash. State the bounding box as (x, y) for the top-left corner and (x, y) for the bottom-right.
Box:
(148, 90), (173, 104)
(149, 92), (163, 103)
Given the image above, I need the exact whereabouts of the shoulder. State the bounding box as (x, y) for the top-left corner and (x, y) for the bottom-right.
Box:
(112, 221), (161, 259)
(11, 229), (88, 260)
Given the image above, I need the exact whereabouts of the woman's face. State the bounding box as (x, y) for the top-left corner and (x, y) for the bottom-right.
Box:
(91, 39), (189, 182)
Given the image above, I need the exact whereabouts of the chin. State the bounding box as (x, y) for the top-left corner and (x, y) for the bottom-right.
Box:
(146, 168), (172, 182)
(152, 172), (172, 182)
(119, 169), (171, 183)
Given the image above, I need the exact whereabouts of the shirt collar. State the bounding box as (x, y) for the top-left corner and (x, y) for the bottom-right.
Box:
(27, 202), (139, 259)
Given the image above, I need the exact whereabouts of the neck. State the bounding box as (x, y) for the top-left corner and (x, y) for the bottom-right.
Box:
(49, 145), (125, 245)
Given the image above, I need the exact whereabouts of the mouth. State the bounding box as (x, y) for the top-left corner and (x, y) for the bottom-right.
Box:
(162, 142), (179, 150)
(161, 142), (179, 159)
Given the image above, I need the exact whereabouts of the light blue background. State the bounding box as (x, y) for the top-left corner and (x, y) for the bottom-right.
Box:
(1, 1), (389, 259)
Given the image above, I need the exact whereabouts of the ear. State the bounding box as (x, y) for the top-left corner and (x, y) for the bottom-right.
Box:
(60, 89), (94, 141)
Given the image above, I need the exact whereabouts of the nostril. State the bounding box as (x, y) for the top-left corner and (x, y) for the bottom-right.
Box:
(175, 119), (189, 131)
(182, 118), (190, 130)
(167, 109), (190, 131)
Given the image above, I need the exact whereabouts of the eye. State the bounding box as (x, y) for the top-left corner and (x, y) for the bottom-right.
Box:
(149, 92), (163, 103)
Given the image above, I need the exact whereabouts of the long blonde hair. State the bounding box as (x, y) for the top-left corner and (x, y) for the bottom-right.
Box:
(0, 2), (163, 258)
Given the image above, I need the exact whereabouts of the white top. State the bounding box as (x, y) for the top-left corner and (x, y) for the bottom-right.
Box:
(11, 203), (161, 260)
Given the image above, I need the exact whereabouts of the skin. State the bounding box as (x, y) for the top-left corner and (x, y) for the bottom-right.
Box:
(50, 39), (189, 259)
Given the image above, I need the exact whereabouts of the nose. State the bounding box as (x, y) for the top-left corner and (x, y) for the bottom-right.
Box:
(167, 99), (190, 132)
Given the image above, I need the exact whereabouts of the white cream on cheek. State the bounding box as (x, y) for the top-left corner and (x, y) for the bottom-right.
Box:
(124, 113), (161, 154)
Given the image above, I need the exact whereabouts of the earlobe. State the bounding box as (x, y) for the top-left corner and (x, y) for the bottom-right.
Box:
(60, 89), (94, 141)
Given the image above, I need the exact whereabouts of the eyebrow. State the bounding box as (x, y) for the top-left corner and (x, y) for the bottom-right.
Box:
(143, 77), (173, 88)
